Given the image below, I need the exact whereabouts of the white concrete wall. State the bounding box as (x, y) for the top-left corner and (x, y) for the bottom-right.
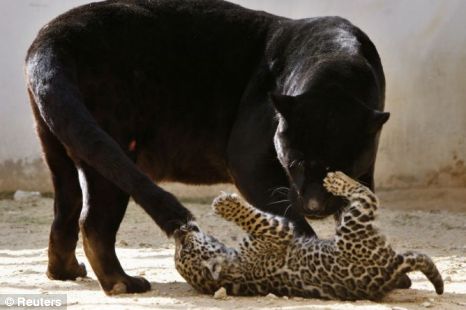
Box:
(1, 0), (465, 190)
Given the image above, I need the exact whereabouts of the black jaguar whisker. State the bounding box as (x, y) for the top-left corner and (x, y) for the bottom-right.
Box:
(269, 186), (290, 197)
(283, 203), (293, 217)
(267, 199), (291, 206)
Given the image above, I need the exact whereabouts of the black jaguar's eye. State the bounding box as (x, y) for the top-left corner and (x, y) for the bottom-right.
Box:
(287, 160), (305, 191)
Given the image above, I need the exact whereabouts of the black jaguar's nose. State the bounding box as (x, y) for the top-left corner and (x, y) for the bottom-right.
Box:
(307, 198), (320, 211)
(303, 195), (346, 219)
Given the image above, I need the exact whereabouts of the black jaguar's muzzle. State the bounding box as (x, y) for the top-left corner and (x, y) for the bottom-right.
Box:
(291, 183), (347, 219)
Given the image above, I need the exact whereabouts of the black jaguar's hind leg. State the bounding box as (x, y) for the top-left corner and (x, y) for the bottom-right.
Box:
(78, 163), (151, 295)
(32, 100), (86, 281)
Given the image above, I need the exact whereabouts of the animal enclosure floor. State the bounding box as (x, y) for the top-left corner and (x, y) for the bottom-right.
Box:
(1, 188), (466, 309)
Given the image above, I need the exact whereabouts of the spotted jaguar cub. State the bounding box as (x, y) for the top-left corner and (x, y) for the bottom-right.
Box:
(174, 172), (443, 300)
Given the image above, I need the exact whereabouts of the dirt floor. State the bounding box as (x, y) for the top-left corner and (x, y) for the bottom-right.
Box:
(0, 185), (466, 309)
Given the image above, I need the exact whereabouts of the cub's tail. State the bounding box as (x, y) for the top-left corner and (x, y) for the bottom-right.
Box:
(395, 252), (444, 295)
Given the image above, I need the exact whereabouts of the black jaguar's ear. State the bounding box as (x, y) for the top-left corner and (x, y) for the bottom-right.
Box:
(269, 93), (296, 118)
(370, 111), (390, 132)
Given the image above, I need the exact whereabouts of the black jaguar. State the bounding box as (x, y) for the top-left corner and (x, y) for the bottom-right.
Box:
(25, 0), (389, 294)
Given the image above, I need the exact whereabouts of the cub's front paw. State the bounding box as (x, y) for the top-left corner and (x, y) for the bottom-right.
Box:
(212, 192), (241, 214)
(323, 171), (359, 197)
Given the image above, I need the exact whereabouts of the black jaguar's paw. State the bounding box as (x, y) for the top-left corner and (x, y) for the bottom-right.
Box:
(156, 196), (195, 237)
(106, 276), (151, 295)
(47, 261), (87, 281)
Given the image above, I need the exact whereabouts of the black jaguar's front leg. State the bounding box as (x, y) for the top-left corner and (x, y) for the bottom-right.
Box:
(358, 164), (375, 191)
(227, 153), (315, 237)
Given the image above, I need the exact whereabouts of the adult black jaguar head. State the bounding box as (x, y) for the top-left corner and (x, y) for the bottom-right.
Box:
(271, 90), (389, 218)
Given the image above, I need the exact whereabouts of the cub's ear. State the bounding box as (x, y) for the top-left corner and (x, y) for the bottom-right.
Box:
(370, 111), (390, 132)
(269, 93), (296, 118)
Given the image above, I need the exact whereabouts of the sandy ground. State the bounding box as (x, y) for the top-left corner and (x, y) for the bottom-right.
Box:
(1, 186), (466, 309)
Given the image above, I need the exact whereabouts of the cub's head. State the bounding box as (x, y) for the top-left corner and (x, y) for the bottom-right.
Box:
(271, 90), (389, 218)
(174, 222), (215, 265)
(173, 222), (228, 292)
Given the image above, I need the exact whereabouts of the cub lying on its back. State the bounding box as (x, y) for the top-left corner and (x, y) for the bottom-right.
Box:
(174, 172), (443, 300)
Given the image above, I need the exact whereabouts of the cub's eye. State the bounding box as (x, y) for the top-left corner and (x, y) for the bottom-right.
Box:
(182, 243), (193, 253)
(325, 166), (330, 172)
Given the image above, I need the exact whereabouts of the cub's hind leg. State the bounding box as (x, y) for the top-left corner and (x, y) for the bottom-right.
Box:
(31, 97), (86, 281)
(323, 171), (412, 289)
(323, 171), (378, 211)
(323, 171), (379, 229)
(212, 193), (294, 241)
(395, 274), (412, 289)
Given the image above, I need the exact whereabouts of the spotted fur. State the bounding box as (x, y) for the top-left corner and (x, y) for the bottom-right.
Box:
(174, 172), (443, 300)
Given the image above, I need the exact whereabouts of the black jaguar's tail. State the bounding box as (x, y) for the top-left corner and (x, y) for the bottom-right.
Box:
(25, 46), (192, 235)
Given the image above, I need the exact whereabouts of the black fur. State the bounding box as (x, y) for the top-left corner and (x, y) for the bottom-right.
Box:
(25, 0), (388, 294)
